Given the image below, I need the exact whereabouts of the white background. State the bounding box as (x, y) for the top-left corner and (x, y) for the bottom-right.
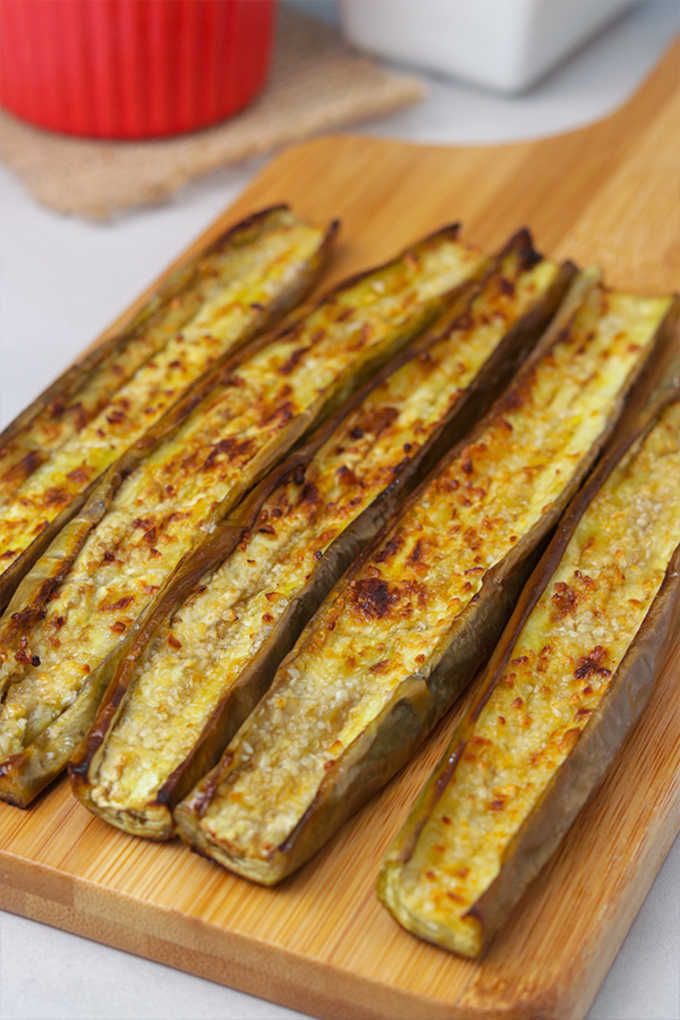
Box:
(0, 2), (678, 1018)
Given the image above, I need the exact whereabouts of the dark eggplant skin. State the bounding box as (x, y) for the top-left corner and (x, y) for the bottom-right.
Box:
(174, 278), (678, 886)
(0, 206), (338, 613)
(0, 223), (486, 808)
(378, 361), (680, 956)
(70, 234), (575, 839)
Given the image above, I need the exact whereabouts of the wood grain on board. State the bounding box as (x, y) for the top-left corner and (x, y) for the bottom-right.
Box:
(1, 35), (679, 1020)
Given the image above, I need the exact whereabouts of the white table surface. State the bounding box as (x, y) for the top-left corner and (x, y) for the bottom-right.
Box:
(0, 2), (678, 1018)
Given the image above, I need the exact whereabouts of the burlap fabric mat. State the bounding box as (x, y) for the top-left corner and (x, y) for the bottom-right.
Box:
(0, 6), (424, 220)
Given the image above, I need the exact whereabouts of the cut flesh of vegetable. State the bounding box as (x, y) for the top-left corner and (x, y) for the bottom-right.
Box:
(175, 279), (673, 883)
(378, 398), (680, 957)
(72, 235), (567, 838)
(0, 225), (483, 806)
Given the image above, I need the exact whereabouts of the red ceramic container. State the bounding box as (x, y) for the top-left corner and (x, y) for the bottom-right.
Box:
(0, 0), (275, 138)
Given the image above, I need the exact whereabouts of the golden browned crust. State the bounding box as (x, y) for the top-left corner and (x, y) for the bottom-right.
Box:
(0, 206), (336, 610)
(175, 277), (676, 884)
(378, 379), (680, 956)
(71, 234), (572, 839)
(0, 223), (484, 807)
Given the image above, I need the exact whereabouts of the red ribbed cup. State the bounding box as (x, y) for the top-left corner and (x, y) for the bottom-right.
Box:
(0, 0), (275, 138)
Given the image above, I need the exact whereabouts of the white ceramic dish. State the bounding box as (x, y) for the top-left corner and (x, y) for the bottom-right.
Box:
(339, 0), (639, 93)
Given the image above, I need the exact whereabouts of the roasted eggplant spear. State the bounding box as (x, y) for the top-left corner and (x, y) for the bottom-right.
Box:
(175, 276), (676, 884)
(0, 206), (335, 610)
(378, 382), (680, 957)
(0, 224), (485, 806)
(71, 232), (572, 839)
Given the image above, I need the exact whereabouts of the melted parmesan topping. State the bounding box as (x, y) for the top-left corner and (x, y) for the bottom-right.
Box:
(0, 233), (482, 760)
(388, 401), (680, 955)
(0, 211), (325, 564)
(88, 250), (558, 815)
(193, 284), (670, 860)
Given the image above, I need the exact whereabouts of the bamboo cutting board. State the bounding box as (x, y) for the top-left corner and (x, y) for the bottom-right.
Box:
(1, 38), (679, 1020)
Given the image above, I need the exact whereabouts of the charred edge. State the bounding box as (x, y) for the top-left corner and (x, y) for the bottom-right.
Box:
(190, 753), (234, 819)
(218, 203), (291, 243)
(70, 677), (131, 780)
(1, 449), (44, 484)
(9, 571), (67, 629)
(417, 221), (462, 246)
(510, 228), (543, 271)
(325, 218), (341, 247)
(490, 227), (537, 269)
(276, 784), (327, 858)
(153, 782), (175, 809)
(152, 703), (222, 810)
(199, 204), (300, 262)
(154, 735), (210, 809)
